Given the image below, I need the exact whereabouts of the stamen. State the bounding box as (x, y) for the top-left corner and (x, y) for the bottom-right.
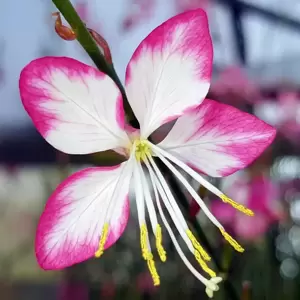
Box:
(155, 225), (167, 262)
(137, 162), (158, 233)
(220, 228), (244, 252)
(144, 155), (195, 253)
(141, 223), (150, 260)
(150, 143), (253, 217)
(150, 144), (246, 254)
(194, 250), (216, 278)
(140, 223), (160, 286)
(220, 194), (254, 216)
(186, 230), (211, 261)
(153, 150), (223, 229)
(95, 223), (109, 258)
(134, 161), (160, 285)
(147, 258), (160, 286)
(137, 161), (166, 262)
(148, 162), (218, 289)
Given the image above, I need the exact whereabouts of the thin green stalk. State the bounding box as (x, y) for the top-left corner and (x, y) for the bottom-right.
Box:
(52, 0), (134, 120)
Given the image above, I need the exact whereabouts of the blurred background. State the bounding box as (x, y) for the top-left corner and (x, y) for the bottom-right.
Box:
(1, 0), (300, 299)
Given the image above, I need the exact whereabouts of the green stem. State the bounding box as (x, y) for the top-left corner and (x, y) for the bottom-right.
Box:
(52, 0), (134, 120)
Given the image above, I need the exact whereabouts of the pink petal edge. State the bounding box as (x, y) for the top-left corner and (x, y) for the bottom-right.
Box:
(35, 166), (130, 270)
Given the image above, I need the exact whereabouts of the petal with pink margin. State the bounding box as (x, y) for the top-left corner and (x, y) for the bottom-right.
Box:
(19, 57), (129, 155)
(35, 160), (133, 270)
(158, 99), (276, 177)
(125, 9), (213, 138)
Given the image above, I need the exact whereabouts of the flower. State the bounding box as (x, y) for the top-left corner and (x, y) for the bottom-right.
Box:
(211, 66), (260, 105)
(211, 173), (284, 242)
(122, 0), (155, 31)
(19, 9), (275, 296)
(254, 91), (300, 144)
(175, 0), (209, 13)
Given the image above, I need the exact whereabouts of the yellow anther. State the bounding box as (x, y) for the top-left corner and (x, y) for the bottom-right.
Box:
(155, 225), (167, 262)
(186, 230), (211, 261)
(147, 256), (160, 286)
(140, 224), (160, 286)
(95, 223), (109, 258)
(220, 228), (244, 252)
(140, 223), (149, 260)
(220, 194), (254, 216)
(194, 250), (216, 278)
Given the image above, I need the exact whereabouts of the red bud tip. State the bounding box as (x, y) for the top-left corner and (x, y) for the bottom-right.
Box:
(88, 28), (112, 64)
(52, 12), (76, 41)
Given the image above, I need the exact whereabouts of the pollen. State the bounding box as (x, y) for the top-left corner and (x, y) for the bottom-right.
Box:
(141, 224), (160, 286)
(194, 250), (216, 278)
(220, 228), (244, 252)
(186, 229), (211, 261)
(134, 139), (152, 162)
(95, 223), (109, 258)
(155, 225), (167, 262)
(220, 194), (254, 216)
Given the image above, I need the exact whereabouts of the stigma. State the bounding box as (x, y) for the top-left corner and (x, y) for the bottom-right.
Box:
(133, 139), (152, 161)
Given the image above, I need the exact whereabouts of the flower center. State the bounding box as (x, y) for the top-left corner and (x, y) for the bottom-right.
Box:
(133, 139), (152, 161)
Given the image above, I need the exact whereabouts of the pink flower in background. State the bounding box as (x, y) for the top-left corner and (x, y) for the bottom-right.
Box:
(254, 91), (300, 144)
(19, 9), (275, 296)
(137, 272), (157, 294)
(211, 174), (285, 242)
(175, 0), (209, 13)
(211, 66), (260, 105)
(58, 282), (88, 300)
(277, 92), (300, 142)
(101, 281), (116, 299)
(122, 0), (209, 32)
(122, 0), (155, 31)
(75, 1), (102, 32)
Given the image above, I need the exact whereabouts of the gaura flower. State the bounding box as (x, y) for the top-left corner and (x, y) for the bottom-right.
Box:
(19, 9), (275, 297)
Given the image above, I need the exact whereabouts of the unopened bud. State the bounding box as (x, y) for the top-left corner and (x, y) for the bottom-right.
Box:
(52, 12), (76, 41)
(88, 28), (112, 64)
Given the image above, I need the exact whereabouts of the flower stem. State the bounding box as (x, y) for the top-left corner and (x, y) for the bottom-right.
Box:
(51, 0), (134, 121)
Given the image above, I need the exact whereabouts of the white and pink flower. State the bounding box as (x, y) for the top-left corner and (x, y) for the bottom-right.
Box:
(19, 10), (275, 297)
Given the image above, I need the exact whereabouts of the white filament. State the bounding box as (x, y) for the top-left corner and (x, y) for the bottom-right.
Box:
(137, 162), (158, 234)
(133, 160), (146, 226)
(145, 155), (195, 253)
(150, 143), (224, 197)
(155, 151), (224, 229)
(147, 161), (216, 290)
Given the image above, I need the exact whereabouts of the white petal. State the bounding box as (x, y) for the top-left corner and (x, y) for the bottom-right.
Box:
(35, 160), (133, 270)
(20, 57), (129, 154)
(125, 9), (213, 138)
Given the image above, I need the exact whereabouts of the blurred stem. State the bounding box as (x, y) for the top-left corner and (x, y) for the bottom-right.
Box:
(222, 243), (233, 273)
(156, 159), (239, 300)
(51, 0), (134, 121)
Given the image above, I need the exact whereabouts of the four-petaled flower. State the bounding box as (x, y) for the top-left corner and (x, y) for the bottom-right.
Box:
(19, 9), (276, 297)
